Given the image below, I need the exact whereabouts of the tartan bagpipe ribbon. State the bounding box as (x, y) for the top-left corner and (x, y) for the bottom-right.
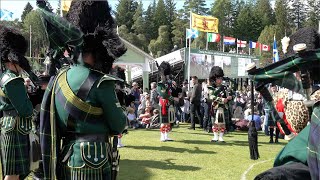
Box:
(248, 49), (320, 179)
(37, 6), (84, 56)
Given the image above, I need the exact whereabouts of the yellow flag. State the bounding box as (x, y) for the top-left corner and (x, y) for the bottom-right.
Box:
(191, 13), (219, 33)
(62, 0), (72, 12)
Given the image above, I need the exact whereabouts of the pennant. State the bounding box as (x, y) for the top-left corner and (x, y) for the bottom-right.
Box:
(249, 41), (257, 49)
(262, 44), (270, 51)
(62, 0), (72, 12)
(237, 39), (247, 48)
(191, 13), (219, 33)
(207, 33), (220, 42)
(273, 35), (280, 62)
(223, 36), (236, 45)
(0, 9), (14, 21)
(186, 29), (199, 39)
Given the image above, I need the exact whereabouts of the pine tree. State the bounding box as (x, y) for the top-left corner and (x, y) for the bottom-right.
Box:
(234, 4), (263, 41)
(153, 0), (168, 34)
(21, 2), (33, 22)
(144, 4), (156, 41)
(190, 0), (209, 15)
(165, 0), (177, 50)
(211, 0), (233, 36)
(275, 0), (291, 37)
(289, 0), (307, 29)
(132, 1), (145, 35)
(148, 25), (172, 57)
(257, 25), (279, 66)
(172, 10), (188, 48)
(254, 0), (275, 28)
(115, 0), (136, 32)
(305, 0), (320, 28)
(232, 0), (246, 36)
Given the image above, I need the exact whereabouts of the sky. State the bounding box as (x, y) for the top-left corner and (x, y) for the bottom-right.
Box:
(0, 0), (199, 21)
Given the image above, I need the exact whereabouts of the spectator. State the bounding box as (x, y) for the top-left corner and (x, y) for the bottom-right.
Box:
(127, 107), (139, 129)
(246, 108), (262, 131)
(189, 76), (203, 130)
(181, 80), (189, 122)
(150, 82), (159, 110)
(131, 82), (141, 117)
(171, 81), (183, 125)
(139, 107), (152, 128)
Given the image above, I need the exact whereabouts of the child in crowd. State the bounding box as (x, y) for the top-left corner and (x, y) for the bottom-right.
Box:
(150, 109), (160, 129)
(139, 106), (152, 128)
(127, 107), (139, 129)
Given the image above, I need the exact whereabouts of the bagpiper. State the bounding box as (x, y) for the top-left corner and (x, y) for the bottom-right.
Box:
(249, 27), (320, 179)
(208, 66), (233, 142)
(38, 1), (127, 179)
(0, 25), (34, 180)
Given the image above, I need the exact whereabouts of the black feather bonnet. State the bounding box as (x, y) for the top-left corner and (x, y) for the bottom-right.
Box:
(209, 66), (224, 82)
(159, 61), (171, 76)
(66, 1), (127, 73)
(0, 25), (31, 72)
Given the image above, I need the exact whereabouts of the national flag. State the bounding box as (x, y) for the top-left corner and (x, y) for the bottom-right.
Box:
(0, 9), (14, 21)
(191, 13), (219, 33)
(273, 35), (280, 63)
(186, 29), (199, 39)
(249, 41), (257, 49)
(237, 39), (247, 48)
(262, 44), (270, 51)
(223, 36), (236, 45)
(62, 0), (72, 12)
(207, 33), (220, 42)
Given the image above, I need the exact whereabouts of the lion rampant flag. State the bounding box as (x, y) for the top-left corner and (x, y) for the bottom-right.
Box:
(62, 0), (72, 12)
(191, 13), (219, 33)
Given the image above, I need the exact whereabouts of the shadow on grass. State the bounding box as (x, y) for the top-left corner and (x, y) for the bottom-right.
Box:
(125, 145), (216, 154)
(178, 139), (265, 147)
(120, 159), (201, 179)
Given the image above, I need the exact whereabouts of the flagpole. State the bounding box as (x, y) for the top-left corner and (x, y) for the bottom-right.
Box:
(188, 11), (192, 91)
(249, 45), (251, 55)
(236, 39), (238, 54)
(29, 25), (32, 58)
(206, 32), (208, 50)
(222, 36), (225, 52)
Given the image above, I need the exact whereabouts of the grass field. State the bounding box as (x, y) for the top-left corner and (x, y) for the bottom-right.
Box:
(118, 123), (287, 180)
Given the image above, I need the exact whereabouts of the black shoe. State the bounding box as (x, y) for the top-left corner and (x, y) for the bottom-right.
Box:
(188, 127), (195, 130)
(275, 139), (279, 143)
(211, 140), (217, 142)
(269, 139), (274, 143)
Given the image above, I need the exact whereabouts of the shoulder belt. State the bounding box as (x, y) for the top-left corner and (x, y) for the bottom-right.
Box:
(56, 71), (103, 118)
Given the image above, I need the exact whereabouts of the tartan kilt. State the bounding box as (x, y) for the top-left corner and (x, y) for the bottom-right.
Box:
(58, 163), (112, 180)
(0, 117), (30, 175)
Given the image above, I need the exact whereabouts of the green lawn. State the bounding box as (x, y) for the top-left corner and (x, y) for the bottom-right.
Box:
(118, 123), (287, 180)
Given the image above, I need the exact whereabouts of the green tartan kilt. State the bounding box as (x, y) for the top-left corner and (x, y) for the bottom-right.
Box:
(59, 163), (112, 180)
(0, 117), (30, 176)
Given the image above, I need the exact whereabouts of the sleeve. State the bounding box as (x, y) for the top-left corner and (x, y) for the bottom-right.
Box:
(95, 80), (126, 135)
(190, 85), (197, 103)
(4, 78), (33, 117)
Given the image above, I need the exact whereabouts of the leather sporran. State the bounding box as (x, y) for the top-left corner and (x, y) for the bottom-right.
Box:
(29, 131), (41, 171)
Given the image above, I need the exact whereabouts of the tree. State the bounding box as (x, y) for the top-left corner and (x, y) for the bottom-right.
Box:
(115, 0), (136, 32)
(289, 0), (307, 29)
(254, 0), (275, 28)
(172, 9), (189, 48)
(234, 4), (263, 41)
(23, 11), (48, 58)
(165, 0), (176, 50)
(257, 25), (283, 66)
(275, 0), (291, 38)
(232, 0), (246, 36)
(153, 0), (168, 34)
(304, 0), (320, 28)
(132, 1), (145, 35)
(148, 25), (171, 57)
(21, 2), (33, 22)
(144, 4), (157, 41)
(189, 0), (209, 15)
(211, 0), (233, 41)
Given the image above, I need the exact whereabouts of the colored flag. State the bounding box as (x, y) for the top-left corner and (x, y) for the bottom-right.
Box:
(249, 41), (257, 49)
(191, 13), (219, 33)
(273, 35), (280, 62)
(186, 29), (199, 39)
(62, 0), (72, 12)
(207, 33), (220, 42)
(237, 39), (247, 48)
(262, 44), (270, 51)
(223, 36), (236, 45)
(0, 9), (13, 21)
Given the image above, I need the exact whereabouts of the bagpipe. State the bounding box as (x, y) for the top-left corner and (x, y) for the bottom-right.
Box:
(247, 47), (320, 136)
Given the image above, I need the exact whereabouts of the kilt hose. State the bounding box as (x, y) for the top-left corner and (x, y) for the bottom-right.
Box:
(59, 163), (112, 180)
(0, 118), (30, 176)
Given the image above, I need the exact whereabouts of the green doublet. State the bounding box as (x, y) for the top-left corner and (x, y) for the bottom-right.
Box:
(0, 70), (33, 176)
(54, 64), (126, 179)
(208, 85), (230, 125)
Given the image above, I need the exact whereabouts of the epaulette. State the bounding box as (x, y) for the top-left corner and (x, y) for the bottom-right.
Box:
(0, 72), (24, 87)
(97, 74), (124, 88)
